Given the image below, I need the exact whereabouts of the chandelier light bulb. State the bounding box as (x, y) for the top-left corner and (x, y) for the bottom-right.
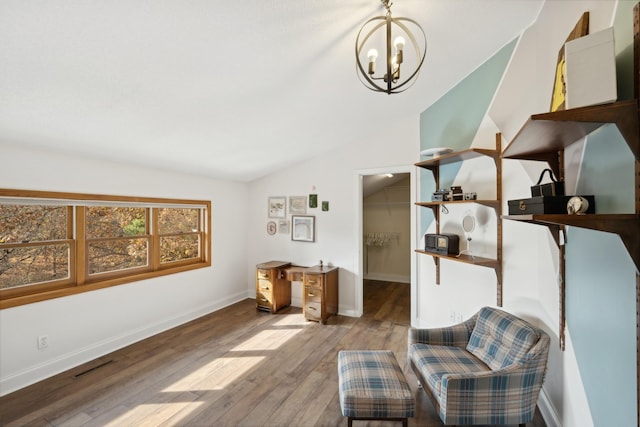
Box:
(394, 36), (405, 51)
(367, 49), (378, 75)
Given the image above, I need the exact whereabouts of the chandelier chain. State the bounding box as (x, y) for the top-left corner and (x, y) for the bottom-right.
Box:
(382, 0), (393, 16)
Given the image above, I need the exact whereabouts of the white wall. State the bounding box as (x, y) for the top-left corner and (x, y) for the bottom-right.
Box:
(0, 142), (249, 395)
(247, 115), (419, 316)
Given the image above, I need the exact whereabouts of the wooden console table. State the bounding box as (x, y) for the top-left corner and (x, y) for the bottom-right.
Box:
(255, 261), (339, 324)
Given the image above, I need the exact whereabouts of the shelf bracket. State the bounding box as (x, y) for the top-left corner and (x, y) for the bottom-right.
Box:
(539, 223), (567, 350)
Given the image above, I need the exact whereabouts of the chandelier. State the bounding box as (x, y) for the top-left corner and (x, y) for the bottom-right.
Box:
(355, 0), (427, 94)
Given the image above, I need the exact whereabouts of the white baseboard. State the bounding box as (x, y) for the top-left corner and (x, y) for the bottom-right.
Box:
(0, 291), (249, 396)
(538, 387), (561, 427)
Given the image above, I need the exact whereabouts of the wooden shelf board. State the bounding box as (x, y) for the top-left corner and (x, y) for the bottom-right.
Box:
(416, 148), (499, 169)
(502, 213), (637, 229)
(502, 100), (639, 160)
(415, 249), (499, 267)
(416, 199), (500, 208)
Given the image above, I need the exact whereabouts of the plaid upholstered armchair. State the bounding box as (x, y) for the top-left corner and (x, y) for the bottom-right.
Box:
(408, 306), (550, 426)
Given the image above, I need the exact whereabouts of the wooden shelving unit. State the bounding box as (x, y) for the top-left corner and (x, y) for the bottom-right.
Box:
(501, 10), (640, 395)
(502, 5), (640, 423)
(415, 134), (503, 306)
(502, 99), (640, 270)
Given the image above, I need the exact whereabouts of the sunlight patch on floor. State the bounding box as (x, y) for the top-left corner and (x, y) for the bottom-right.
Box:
(104, 400), (204, 427)
(273, 313), (309, 326)
(230, 327), (303, 351)
(163, 356), (264, 392)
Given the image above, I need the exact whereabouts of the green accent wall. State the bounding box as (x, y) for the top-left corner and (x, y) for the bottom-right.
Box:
(419, 39), (516, 234)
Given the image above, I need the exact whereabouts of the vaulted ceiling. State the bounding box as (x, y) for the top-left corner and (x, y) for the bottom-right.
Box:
(0, 0), (543, 182)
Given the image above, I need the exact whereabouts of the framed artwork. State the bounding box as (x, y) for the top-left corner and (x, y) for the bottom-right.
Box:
(550, 12), (589, 112)
(289, 196), (307, 214)
(268, 196), (286, 218)
(291, 215), (315, 242)
(309, 194), (318, 208)
(267, 221), (277, 235)
(278, 220), (290, 234)
(321, 201), (329, 211)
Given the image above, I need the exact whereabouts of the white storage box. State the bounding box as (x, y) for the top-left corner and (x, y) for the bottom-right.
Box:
(564, 27), (617, 109)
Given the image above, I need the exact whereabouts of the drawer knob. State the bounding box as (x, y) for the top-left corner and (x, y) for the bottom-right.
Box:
(307, 306), (317, 311)
(260, 286), (270, 290)
(307, 292), (315, 297)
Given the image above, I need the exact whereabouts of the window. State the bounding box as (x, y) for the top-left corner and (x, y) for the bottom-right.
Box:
(157, 208), (201, 265)
(0, 190), (211, 308)
(85, 207), (150, 276)
(0, 204), (73, 291)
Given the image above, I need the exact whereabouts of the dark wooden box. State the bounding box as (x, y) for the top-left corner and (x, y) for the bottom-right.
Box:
(508, 196), (595, 215)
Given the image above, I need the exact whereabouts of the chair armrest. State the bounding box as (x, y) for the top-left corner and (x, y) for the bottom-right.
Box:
(408, 314), (477, 347)
(440, 341), (549, 424)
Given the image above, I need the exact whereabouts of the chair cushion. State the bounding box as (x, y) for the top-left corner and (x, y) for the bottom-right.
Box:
(408, 343), (489, 396)
(466, 307), (540, 370)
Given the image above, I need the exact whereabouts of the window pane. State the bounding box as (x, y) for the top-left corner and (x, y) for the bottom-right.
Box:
(160, 235), (200, 264)
(0, 244), (70, 289)
(0, 205), (68, 243)
(86, 207), (146, 239)
(158, 208), (199, 234)
(88, 238), (148, 274)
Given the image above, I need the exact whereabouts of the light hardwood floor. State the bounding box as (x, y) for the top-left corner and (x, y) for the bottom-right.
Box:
(0, 280), (545, 426)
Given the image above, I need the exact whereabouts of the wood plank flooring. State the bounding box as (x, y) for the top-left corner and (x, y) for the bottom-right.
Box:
(0, 280), (546, 426)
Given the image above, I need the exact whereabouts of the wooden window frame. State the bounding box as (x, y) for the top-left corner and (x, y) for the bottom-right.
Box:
(0, 189), (211, 309)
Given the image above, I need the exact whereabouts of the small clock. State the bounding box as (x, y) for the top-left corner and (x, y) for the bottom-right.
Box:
(567, 196), (589, 215)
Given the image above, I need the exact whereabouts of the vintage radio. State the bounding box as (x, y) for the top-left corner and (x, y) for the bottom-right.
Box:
(424, 233), (459, 256)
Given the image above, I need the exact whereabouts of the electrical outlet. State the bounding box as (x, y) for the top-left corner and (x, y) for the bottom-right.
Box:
(37, 335), (48, 349)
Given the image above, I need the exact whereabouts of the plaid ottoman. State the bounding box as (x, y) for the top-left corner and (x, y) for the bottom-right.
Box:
(338, 350), (415, 427)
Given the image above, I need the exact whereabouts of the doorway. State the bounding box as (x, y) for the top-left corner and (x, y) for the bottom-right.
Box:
(357, 167), (415, 325)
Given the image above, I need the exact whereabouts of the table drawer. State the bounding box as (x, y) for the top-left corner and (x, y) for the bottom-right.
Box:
(256, 290), (272, 307)
(257, 279), (272, 293)
(257, 269), (272, 281)
(304, 285), (322, 303)
(304, 274), (324, 287)
(305, 301), (322, 320)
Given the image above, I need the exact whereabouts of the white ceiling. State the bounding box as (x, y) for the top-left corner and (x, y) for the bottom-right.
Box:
(0, 0), (543, 182)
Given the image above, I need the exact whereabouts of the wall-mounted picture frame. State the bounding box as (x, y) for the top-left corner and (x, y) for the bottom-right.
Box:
(309, 194), (318, 208)
(291, 215), (315, 242)
(267, 221), (277, 235)
(278, 220), (290, 234)
(268, 196), (286, 218)
(322, 201), (329, 211)
(289, 196), (307, 214)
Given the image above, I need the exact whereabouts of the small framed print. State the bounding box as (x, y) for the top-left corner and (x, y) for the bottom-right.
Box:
(267, 221), (277, 235)
(268, 196), (286, 218)
(291, 215), (315, 242)
(289, 196), (307, 214)
(321, 201), (329, 211)
(278, 220), (290, 234)
(309, 194), (318, 208)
